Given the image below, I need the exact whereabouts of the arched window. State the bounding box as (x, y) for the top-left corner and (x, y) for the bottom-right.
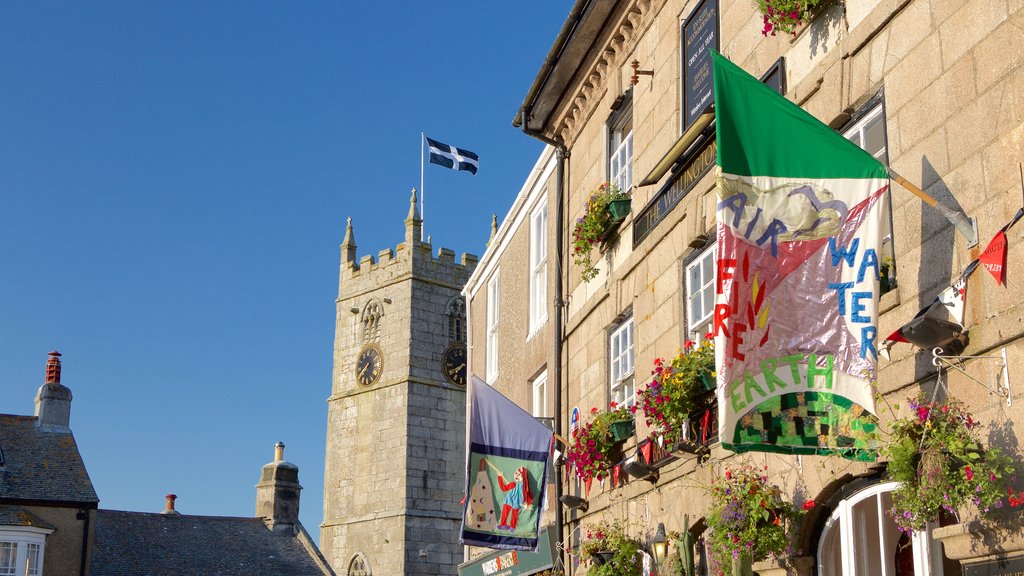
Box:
(347, 553), (371, 576)
(447, 297), (466, 343)
(817, 481), (960, 576)
(361, 300), (384, 343)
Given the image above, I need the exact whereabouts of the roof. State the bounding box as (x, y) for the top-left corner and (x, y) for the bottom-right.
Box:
(0, 504), (55, 530)
(514, 0), (619, 137)
(0, 414), (98, 505)
(90, 510), (334, 576)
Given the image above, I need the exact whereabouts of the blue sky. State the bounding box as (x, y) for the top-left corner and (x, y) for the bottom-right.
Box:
(0, 2), (569, 540)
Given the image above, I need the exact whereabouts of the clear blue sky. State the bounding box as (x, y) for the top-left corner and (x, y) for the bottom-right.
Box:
(0, 2), (569, 540)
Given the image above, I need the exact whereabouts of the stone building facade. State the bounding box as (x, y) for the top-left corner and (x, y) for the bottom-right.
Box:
(322, 191), (478, 575)
(468, 0), (1024, 574)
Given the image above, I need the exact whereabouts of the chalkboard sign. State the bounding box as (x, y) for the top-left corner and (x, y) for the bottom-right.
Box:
(682, 0), (719, 130)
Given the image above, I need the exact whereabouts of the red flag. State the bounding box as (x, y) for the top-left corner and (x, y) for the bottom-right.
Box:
(612, 464), (621, 488)
(980, 230), (1007, 285)
(584, 477), (592, 498)
(641, 441), (653, 464)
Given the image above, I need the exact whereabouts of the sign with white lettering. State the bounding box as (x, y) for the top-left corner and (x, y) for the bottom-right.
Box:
(458, 525), (557, 576)
(681, 0), (719, 131)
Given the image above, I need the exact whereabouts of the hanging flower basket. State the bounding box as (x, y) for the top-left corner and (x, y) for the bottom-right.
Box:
(565, 403), (637, 482)
(608, 419), (636, 442)
(636, 338), (716, 445)
(756, 0), (826, 36)
(705, 465), (802, 576)
(579, 521), (644, 576)
(883, 395), (1019, 533)
(607, 198), (632, 223)
(571, 183), (630, 283)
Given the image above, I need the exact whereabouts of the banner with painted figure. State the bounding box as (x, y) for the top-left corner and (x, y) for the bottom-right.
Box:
(462, 376), (553, 551)
(711, 51), (887, 460)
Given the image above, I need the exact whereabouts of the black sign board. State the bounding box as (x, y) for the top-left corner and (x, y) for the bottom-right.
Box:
(681, 0), (719, 131)
(633, 137), (717, 246)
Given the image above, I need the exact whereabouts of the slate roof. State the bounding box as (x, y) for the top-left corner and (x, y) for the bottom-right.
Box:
(90, 510), (334, 576)
(0, 504), (55, 530)
(0, 414), (98, 504)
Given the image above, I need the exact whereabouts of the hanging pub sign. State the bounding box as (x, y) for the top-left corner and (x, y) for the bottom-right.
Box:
(457, 525), (558, 576)
(681, 0), (719, 131)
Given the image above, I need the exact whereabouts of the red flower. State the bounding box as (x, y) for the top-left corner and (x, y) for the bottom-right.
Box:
(684, 339), (695, 350)
(590, 407), (598, 414)
(610, 401), (618, 409)
(802, 499), (816, 511)
(704, 332), (713, 340)
(964, 466), (974, 481)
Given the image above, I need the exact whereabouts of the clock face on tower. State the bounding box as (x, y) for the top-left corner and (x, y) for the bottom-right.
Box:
(442, 343), (467, 386)
(355, 345), (383, 386)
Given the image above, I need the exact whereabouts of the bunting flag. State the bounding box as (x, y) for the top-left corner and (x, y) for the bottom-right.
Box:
(711, 51), (886, 461)
(461, 377), (553, 551)
(980, 231), (1007, 285)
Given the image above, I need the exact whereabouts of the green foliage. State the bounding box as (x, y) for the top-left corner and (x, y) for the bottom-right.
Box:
(636, 339), (716, 445)
(571, 183), (629, 282)
(883, 395), (1018, 533)
(755, 0), (825, 36)
(705, 465), (801, 576)
(580, 521), (644, 576)
(565, 403), (636, 482)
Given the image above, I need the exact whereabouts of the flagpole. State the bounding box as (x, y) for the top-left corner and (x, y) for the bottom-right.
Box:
(420, 132), (426, 242)
(888, 168), (978, 248)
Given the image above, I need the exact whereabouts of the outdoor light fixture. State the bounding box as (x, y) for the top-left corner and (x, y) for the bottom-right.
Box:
(900, 316), (968, 357)
(559, 495), (589, 512)
(623, 459), (659, 484)
(649, 522), (669, 565)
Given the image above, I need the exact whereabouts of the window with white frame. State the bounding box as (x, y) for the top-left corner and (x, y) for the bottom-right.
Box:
(818, 482), (956, 576)
(843, 99), (896, 293)
(609, 316), (635, 406)
(529, 200), (548, 333)
(685, 244), (716, 341)
(486, 272), (500, 382)
(0, 543), (14, 576)
(609, 106), (633, 193)
(532, 370), (549, 418)
(0, 528), (49, 576)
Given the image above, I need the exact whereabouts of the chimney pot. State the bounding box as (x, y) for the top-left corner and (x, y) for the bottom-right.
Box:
(162, 493), (180, 515)
(45, 351), (62, 384)
(275, 442), (285, 462)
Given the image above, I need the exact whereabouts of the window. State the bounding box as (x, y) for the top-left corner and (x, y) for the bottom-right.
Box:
(0, 543), (14, 576)
(532, 370), (549, 418)
(529, 200), (548, 333)
(609, 105), (633, 192)
(447, 297), (466, 343)
(818, 482), (957, 576)
(25, 543), (40, 576)
(0, 530), (48, 576)
(843, 99), (896, 293)
(486, 273), (500, 381)
(609, 316), (635, 406)
(686, 244), (716, 341)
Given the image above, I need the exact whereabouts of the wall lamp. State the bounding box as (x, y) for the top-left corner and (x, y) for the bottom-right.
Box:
(559, 495), (589, 512)
(623, 459), (659, 484)
(649, 522), (669, 566)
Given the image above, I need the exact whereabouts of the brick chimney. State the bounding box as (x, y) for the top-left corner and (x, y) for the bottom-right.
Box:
(161, 494), (180, 515)
(34, 351), (73, 433)
(255, 442), (301, 534)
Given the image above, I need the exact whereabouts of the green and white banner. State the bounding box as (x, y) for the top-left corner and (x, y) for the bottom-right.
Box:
(711, 51), (886, 460)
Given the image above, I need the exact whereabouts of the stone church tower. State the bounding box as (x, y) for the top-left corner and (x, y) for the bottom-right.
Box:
(322, 190), (477, 576)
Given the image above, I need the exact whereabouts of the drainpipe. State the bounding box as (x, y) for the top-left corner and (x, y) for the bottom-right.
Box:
(519, 116), (569, 572)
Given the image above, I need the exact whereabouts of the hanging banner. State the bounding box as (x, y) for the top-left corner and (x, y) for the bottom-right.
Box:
(462, 376), (553, 550)
(711, 52), (886, 461)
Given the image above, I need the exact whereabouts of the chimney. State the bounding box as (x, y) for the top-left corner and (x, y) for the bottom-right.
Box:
(34, 351), (73, 432)
(255, 442), (301, 534)
(161, 494), (180, 515)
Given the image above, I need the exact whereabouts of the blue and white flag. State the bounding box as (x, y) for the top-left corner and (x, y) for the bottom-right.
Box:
(461, 376), (552, 551)
(426, 137), (479, 175)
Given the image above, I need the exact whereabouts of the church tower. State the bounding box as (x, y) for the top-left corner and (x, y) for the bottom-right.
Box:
(322, 190), (477, 576)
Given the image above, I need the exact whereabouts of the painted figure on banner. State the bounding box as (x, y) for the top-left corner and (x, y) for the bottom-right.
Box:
(496, 466), (533, 531)
(466, 459), (498, 532)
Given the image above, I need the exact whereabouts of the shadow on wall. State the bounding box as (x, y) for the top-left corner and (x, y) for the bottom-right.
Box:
(911, 156), (972, 382)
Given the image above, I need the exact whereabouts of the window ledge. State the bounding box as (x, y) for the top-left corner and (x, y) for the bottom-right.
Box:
(878, 284), (900, 315)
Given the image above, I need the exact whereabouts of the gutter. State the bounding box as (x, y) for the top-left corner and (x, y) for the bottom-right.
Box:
(513, 0), (592, 131)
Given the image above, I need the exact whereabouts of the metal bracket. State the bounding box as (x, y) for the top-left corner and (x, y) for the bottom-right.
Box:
(931, 347), (1012, 406)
